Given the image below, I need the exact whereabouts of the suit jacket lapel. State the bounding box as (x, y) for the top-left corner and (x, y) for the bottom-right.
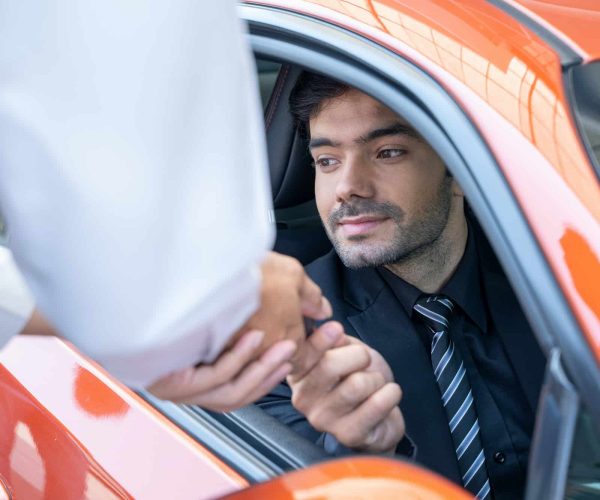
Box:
(341, 265), (462, 483)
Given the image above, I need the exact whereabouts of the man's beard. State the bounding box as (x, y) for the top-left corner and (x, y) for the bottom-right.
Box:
(324, 182), (452, 269)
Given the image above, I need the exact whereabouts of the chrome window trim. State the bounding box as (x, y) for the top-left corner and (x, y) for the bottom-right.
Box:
(138, 391), (329, 481)
(138, 392), (282, 482)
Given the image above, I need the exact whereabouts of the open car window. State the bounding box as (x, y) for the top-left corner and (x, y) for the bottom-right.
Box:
(253, 47), (547, 475)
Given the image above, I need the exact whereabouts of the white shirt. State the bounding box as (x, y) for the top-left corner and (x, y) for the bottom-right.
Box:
(0, 1), (274, 387)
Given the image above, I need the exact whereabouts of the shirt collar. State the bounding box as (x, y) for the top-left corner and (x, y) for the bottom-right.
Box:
(378, 225), (488, 332)
(378, 266), (421, 317)
(440, 226), (487, 332)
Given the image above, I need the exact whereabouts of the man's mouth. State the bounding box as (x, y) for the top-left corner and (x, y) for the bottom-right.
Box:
(337, 216), (388, 237)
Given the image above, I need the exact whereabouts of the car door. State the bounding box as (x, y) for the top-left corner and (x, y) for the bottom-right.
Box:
(237, 2), (600, 499)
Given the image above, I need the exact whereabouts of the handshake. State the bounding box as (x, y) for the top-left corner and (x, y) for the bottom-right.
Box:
(149, 251), (405, 455)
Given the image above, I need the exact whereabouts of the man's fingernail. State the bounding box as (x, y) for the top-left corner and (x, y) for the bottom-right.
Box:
(322, 322), (342, 342)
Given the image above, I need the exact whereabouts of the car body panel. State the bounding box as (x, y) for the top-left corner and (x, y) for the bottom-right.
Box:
(0, 363), (131, 499)
(248, 0), (600, 364)
(223, 457), (473, 499)
(0, 336), (475, 499)
(0, 336), (247, 498)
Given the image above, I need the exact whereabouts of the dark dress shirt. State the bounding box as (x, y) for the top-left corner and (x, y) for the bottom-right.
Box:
(378, 228), (534, 498)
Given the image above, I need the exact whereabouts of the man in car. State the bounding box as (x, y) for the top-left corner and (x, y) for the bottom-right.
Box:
(258, 72), (546, 500)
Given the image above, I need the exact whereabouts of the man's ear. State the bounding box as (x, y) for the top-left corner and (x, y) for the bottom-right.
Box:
(451, 178), (464, 198)
(444, 168), (464, 198)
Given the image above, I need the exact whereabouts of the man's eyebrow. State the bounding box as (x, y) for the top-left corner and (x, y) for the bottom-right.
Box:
(309, 137), (340, 150)
(357, 122), (419, 144)
(309, 122), (419, 150)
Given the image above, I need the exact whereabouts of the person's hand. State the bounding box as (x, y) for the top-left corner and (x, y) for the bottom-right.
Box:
(287, 334), (405, 454)
(148, 321), (346, 411)
(148, 251), (339, 411)
(233, 252), (333, 365)
(148, 329), (298, 412)
(20, 309), (56, 336)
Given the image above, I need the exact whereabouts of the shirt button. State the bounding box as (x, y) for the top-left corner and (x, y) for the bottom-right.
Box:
(493, 451), (506, 464)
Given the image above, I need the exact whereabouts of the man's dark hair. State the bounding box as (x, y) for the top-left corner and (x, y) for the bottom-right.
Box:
(289, 72), (350, 139)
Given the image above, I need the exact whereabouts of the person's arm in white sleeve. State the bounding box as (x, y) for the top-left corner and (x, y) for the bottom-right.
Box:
(0, 1), (329, 388)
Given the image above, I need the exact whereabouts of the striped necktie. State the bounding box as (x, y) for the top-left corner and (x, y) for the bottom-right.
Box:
(413, 295), (491, 500)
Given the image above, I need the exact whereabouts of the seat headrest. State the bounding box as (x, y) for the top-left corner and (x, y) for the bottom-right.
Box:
(265, 65), (315, 210)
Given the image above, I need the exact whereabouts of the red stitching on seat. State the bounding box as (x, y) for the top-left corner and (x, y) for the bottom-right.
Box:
(266, 65), (290, 131)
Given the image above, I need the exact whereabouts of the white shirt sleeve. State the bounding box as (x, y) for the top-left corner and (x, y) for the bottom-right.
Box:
(0, 1), (274, 387)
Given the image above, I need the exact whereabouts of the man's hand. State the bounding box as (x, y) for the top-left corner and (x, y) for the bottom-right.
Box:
(233, 252), (333, 363)
(288, 334), (405, 454)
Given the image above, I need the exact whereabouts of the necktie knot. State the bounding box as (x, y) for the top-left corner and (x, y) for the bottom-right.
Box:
(413, 294), (455, 334)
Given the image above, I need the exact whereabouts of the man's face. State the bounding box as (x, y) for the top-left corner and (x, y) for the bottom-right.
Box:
(310, 89), (454, 269)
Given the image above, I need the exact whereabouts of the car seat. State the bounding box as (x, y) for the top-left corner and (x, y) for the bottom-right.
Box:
(264, 64), (332, 265)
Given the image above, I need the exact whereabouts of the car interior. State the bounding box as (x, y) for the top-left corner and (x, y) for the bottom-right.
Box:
(258, 59), (333, 266)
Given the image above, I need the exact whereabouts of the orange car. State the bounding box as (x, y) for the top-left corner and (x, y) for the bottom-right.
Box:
(1, 1), (599, 499)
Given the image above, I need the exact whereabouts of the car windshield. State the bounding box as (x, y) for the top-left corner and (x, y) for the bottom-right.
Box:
(570, 60), (600, 180)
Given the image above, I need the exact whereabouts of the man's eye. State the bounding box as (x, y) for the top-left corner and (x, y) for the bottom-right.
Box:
(315, 158), (339, 169)
(377, 148), (406, 159)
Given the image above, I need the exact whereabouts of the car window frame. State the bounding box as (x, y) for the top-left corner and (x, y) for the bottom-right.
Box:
(138, 4), (599, 493)
(137, 391), (330, 483)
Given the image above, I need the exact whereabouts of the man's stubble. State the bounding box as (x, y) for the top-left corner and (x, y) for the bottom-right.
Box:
(325, 176), (453, 270)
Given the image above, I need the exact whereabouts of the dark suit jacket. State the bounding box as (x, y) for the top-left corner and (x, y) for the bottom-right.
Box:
(258, 229), (546, 485)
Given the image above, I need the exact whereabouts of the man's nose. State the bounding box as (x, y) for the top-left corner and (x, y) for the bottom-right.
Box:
(335, 157), (374, 203)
